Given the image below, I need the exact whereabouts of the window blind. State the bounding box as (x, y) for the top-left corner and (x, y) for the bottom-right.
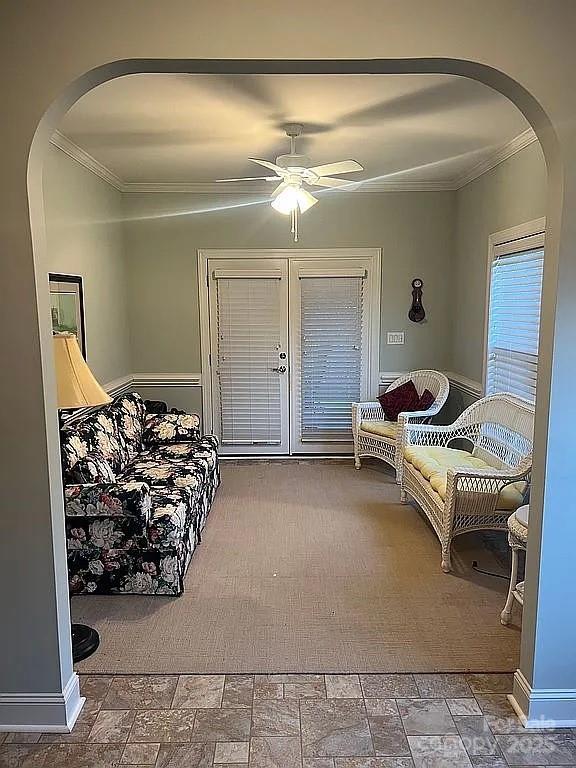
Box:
(486, 245), (544, 403)
(299, 276), (364, 441)
(215, 277), (283, 445)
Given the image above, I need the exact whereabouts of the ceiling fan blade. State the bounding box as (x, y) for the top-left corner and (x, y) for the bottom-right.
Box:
(214, 176), (278, 182)
(310, 176), (361, 189)
(249, 158), (287, 176)
(307, 160), (363, 176)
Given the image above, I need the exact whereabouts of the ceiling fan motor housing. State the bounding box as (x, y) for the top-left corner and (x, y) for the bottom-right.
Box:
(275, 152), (311, 170)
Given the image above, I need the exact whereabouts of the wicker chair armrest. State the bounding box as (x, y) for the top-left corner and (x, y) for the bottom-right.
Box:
(398, 401), (443, 426)
(352, 401), (386, 423)
(444, 462), (531, 516)
(449, 464), (531, 483)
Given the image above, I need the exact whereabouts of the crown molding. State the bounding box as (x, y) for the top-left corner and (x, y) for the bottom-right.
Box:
(50, 130), (124, 191)
(121, 179), (456, 194)
(452, 128), (537, 189)
(51, 128), (537, 195)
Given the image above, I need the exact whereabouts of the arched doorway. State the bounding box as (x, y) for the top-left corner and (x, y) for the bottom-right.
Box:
(5, 48), (568, 732)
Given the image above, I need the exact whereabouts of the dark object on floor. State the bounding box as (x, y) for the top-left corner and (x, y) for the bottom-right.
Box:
(409, 277), (426, 322)
(72, 623), (100, 662)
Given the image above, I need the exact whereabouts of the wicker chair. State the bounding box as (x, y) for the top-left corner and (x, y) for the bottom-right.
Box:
(400, 393), (534, 572)
(352, 370), (450, 480)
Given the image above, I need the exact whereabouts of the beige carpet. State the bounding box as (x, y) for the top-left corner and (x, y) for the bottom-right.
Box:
(73, 460), (520, 674)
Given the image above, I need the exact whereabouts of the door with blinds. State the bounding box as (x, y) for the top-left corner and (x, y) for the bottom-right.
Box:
(207, 252), (379, 455)
(486, 231), (545, 404)
(289, 258), (374, 453)
(209, 259), (290, 454)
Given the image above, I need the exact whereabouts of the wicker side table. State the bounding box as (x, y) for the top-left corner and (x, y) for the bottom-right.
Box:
(501, 504), (529, 625)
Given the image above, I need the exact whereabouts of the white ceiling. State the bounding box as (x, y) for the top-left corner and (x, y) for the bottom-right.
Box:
(58, 73), (530, 187)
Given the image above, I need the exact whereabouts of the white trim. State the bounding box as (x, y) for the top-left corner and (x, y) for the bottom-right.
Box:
(379, 370), (482, 400)
(453, 128), (538, 189)
(104, 373), (133, 397)
(52, 129), (538, 194)
(132, 372), (202, 387)
(482, 217), (546, 394)
(0, 673), (84, 732)
(122, 179), (456, 193)
(508, 670), (576, 729)
(444, 370), (483, 399)
(50, 131), (123, 191)
(199, 248), (381, 449)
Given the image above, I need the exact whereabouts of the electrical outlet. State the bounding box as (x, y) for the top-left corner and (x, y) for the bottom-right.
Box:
(387, 331), (405, 345)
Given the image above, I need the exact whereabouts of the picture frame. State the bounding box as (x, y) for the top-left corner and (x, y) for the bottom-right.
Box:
(49, 273), (86, 357)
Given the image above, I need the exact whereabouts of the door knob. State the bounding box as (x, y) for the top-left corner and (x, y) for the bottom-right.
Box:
(271, 365), (287, 373)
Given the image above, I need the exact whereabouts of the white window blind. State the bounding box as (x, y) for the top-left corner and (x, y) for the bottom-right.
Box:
(215, 277), (282, 445)
(486, 243), (544, 403)
(300, 276), (364, 441)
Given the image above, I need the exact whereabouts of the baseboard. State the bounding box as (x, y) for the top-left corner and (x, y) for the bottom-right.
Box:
(0, 673), (84, 732)
(508, 670), (576, 728)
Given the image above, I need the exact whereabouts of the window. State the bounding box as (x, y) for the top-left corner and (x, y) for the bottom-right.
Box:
(485, 225), (545, 404)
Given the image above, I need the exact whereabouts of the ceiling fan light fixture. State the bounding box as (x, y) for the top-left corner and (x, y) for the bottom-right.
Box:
(271, 184), (317, 215)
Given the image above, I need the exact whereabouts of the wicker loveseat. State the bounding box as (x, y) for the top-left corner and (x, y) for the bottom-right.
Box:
(400, 393), (534, 572)
(352, 370), (450, 480)
(60, 392), (219, 595)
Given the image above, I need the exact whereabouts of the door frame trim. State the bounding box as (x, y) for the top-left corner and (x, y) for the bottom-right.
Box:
(198, 248), (382, 439)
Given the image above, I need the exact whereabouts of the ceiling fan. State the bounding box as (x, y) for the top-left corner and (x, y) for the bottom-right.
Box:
(215, 124), (364, 241)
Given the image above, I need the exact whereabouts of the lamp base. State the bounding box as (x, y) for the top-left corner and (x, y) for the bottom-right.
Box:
(72, 623), (100, 663)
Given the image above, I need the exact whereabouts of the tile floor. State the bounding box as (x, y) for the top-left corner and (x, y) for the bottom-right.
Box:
(2, 673), (576, 767)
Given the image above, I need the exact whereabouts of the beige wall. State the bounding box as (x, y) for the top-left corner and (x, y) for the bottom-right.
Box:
(42, 145), (131, 384)
(123, 190), (456, 381)
(451, 142), (547, 384)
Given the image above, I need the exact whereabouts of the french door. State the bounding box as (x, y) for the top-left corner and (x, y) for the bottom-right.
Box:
(204, 250), (380, 455)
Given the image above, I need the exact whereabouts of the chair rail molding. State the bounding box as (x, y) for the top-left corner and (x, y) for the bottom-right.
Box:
(102, 373), (203, 393)
(379, 370), (482, 399)
(131, 373), (202, 387)
(0, 673), (84, 733)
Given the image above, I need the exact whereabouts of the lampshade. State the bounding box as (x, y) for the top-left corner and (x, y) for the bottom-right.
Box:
(53, 333), (112, 410)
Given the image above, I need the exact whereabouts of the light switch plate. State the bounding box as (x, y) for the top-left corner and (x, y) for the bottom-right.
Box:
(387, 331), (405, 345)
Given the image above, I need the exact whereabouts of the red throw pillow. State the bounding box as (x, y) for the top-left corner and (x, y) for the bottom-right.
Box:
(378, 379), (420, 421)
(418, 388), (435, 412)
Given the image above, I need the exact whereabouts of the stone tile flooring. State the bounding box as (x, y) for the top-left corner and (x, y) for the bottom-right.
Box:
(2, 673), (576, 767)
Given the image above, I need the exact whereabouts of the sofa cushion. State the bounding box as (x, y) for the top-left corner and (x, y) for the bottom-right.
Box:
(378, 379), (420, 421)
(405, 446), (486, 479)
(119, 455), (206, 490)
(405, 445), (525, 510)
(144, 413), (201, 446)
(110, 392), (146, 464)
(360, 420), (398, 439)
(69, 453), (116, 484)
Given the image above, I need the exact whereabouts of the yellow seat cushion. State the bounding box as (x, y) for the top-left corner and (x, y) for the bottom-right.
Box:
(404, 445), (525, 510)
(360, 420), (398, 439)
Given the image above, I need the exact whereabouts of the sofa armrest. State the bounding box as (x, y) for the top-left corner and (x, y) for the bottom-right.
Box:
(144, 412), (201, 445)
(65, 481), (152, 525)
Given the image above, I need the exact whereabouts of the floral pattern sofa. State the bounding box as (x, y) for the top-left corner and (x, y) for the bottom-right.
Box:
(60, 392), (219, 596)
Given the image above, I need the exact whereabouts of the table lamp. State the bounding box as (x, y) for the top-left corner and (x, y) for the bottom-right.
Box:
(53, 332), (112, 662)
